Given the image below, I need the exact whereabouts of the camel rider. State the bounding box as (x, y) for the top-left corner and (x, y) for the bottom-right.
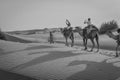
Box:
(87, 18), (92, 26)
(86, 18), (92, 29)
(65, 19), (73, 36)
(85, 18), (95, 33)
(66, 19), (71, 30)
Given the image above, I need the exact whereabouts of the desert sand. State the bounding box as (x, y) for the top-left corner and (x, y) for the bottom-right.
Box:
(0, 32), (120, 80)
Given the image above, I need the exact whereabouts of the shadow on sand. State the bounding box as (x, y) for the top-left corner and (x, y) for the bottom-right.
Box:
(0, 69), (37, 80)
(66, 60), (120, 80)
(11, 50), (80, 71)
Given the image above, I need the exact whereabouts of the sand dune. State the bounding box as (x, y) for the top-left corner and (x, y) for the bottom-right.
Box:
(0, 32), (120, 80)
(0, 39), (120, 80)
(2, 33), (40, 43)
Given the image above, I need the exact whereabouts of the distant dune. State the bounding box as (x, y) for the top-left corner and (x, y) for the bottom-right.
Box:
(2, 33), (39, 43)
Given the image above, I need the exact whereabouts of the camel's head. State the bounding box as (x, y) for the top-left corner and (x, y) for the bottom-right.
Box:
(60, 28), (63, 32)
(106, 30), (113, 38)
(75, 26), (82, 32)
(84, 20), (87, 24)
(60, 28), (66, 34)
(106, 30), (112, 34)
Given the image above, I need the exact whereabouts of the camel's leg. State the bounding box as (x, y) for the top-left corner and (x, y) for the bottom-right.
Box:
(50, 37), (52, 44)
(70, 33), (74, 47)
(71, 38), (74, 47)
(51, 37), (54, 44)
(83, 38), (87, 50)
(65, 37), (69, 46)
(83, 38), (86, 50)
(85, 39), (88, 50)
(115, 44), (119, 57)
(90, 39), (95, 51)
(96, 35), (99, 52)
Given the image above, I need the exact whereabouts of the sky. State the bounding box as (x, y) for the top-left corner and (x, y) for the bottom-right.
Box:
(0, 0), (120, 31)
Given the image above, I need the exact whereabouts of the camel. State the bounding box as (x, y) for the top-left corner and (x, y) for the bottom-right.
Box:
(60, 27), (74, 47)
(75, 26), (99, 52)
(106, 31), (119, 57)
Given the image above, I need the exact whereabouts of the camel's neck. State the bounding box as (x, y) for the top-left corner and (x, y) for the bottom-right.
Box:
(78, 31), (83, 37)
(60, 28), (64, 34)
(106, 32), (118, 40)
(75, 28), (83, 37)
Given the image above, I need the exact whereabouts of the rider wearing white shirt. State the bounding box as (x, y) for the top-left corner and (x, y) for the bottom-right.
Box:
(85, 18), (96, 33)
(87, 18), (92, 26)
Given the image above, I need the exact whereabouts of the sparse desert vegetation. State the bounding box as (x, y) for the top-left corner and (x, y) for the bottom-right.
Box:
(99, 20), (119, 34)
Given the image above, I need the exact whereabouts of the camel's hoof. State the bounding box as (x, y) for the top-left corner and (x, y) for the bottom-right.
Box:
(65, 44), (69, 47)
(71, 45), (74, 47)
(96, 50), (99, 52)
(84, 48), (87, 50)
(115, 54), (119, 57)
(115, 55), (119, 57)
(90, 49), (93, 52)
